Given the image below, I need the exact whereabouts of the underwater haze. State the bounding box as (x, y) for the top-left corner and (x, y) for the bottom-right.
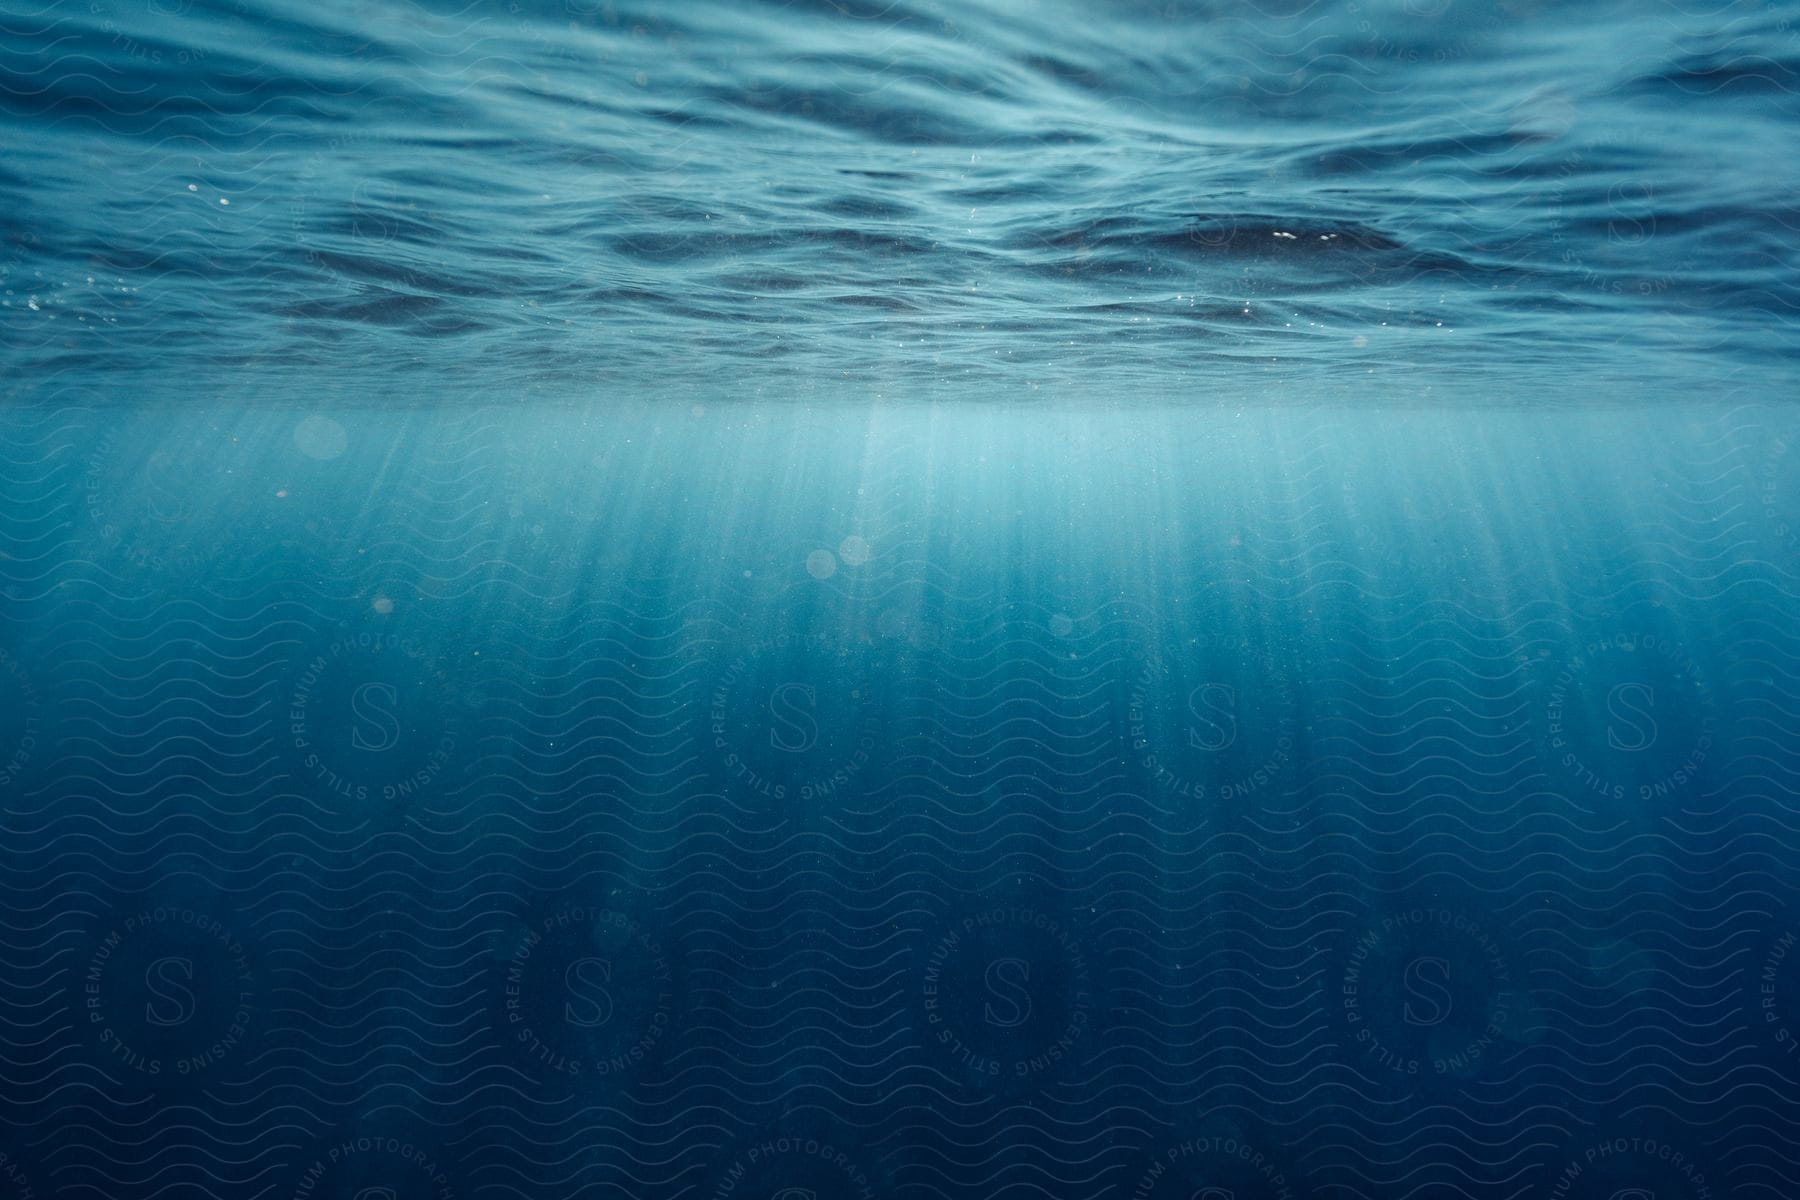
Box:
(4, 1), (1800, 1199)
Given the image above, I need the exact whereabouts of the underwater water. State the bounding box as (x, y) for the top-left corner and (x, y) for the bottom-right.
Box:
(4, 0), (1800, 1198)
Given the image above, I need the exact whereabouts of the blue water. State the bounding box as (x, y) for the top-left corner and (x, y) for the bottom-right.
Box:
(5, 0), (1799, 399)
(5, 2), (1800, 1199)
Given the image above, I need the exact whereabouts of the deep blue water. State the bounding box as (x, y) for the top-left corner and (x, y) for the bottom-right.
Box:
(5, 2), (1800, 1199)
